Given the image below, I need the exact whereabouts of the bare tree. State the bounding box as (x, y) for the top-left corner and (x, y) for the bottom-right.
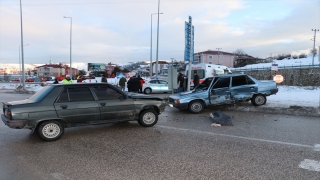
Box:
(310, 48), (318, 57)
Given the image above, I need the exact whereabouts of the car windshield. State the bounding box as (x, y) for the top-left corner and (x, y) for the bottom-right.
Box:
(28, 86), (54, 102)
(193, 77), (217, 91)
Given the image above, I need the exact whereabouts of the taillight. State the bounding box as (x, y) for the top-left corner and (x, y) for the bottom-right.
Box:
(6, 110), (12, 120)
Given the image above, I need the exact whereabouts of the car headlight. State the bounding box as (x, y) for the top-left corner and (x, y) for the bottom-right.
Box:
(175, 99), (180, 104)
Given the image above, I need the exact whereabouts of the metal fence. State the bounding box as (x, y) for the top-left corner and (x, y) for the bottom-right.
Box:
(231, 65), (320, 86)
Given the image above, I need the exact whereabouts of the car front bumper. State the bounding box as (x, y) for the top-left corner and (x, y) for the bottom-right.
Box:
(168, 102), (189, 110)
(1, 114), (26, 129)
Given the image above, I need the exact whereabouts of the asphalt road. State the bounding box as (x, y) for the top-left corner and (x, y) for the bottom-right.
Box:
(0, 91), (319, 180)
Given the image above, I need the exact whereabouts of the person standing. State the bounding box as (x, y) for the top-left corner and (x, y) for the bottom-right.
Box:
(119, 76), (127, 91)
(101, 75), (107, 83)
(62, 75), (74, 84)
(138, 75), (145, 93)
(177, 73), (184, 93)
(193, 72), (200, 88)
(53, 78), (59, 84)
(127, 76), (140, 93)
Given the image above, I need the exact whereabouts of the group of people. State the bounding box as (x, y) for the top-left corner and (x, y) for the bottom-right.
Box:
(127, 75), (145, 93)
(177, 72), (199, 93)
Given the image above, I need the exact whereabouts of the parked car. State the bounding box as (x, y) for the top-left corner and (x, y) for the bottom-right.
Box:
(168, 74), (278, 113)
(143, 79), (173, 94)
(1, 83), (166, 141)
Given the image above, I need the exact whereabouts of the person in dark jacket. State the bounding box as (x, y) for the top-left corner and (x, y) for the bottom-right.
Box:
(193, 72), (200, 87)
(118, 76), (127, 91)
(101, 75), (107, 83)
(177, 73), (184, 93)
(127, 76), (140, 93)
(53, 79), (59, 84)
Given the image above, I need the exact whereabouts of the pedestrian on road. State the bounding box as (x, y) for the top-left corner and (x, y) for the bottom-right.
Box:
(119, 76), (127, 91)
(193, 72), (200, 87)
(101, 75), (107, 83)
(177, 73), (184, 93)
(53, 78), (59, 84)
(62, 75), (74, 84)
(127, 76), (140, 93)
(138, 75), (145, 93)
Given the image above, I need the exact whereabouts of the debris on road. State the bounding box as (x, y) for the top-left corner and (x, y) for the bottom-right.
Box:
(210, 110), (233, 126)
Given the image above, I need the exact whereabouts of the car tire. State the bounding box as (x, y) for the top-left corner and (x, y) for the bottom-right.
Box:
(144, 88), (152, 94)
(251, 94), (267, 106)
(138, 110), (158, 127)
(37, 120), (64, 141)
(188, 100), (204, 114)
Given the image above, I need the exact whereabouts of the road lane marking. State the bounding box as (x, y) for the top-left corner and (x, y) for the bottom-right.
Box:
(299, 159), (320, 172)
(156, 125), (315, 150)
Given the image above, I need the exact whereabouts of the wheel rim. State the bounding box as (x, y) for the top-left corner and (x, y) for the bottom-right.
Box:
(143, 112), (156, 124)
(191, 102), (202, 112)
(255, 95), (265, 105)
(145, 89), (151, 94)
(42, 123), (60, 139)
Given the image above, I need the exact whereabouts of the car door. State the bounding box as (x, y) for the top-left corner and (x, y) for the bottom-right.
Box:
(93, 85), (136, 121)
(209, 77), (232, 105)
(54, 87), (101, 124)
(158, 80), (170, 92)
(148, 80), (160, 93)
(230, 75), (258, 100)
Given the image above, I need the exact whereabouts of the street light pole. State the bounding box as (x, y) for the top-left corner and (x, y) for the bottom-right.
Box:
(19, 0), (27, 90)
(311, 29), (319, 66)
(19, 44), (29, 84)
(150, 13), (163, 78)
(155, 0), (161, 79)
(64, 16), (72, 78)
(216, 48), (222, 64)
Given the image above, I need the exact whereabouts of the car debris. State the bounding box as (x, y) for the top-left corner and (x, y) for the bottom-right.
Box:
(209, 110), (233, 126)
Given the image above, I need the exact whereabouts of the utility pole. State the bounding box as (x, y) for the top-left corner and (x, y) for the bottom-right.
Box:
(311, 29), (319, 66)
(216, 48), (222, 64)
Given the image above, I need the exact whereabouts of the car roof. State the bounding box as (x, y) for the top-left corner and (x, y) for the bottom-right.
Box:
(207, 74), (248, 78)
(49, 83), (112, 87)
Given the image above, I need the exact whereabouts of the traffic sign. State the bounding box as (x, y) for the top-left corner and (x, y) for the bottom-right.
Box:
(273, 75), (284, 83)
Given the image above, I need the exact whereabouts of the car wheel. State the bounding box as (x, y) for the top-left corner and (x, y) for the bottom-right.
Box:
(138, 110), (158, 127)
(144, 88), (152, 94)
(37, 120), (64, 141)
(188, 100), (204, 114)
(251, 94), (267, 106)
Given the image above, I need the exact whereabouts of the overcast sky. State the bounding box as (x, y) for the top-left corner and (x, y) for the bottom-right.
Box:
(1, 0), (319, 67)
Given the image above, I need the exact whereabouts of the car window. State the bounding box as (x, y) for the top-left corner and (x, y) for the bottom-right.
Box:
(149, 80), (158, 84)
(56, 87), (95, 102)
(69, 87), (95, 102)
(93, 86), (124, 100)
(28, 86), (54, 102)
(212, 77), (230, 88)
(232, 76), (249, 87)
(159, 80), (168, 84)
(247, 76), (256, 85)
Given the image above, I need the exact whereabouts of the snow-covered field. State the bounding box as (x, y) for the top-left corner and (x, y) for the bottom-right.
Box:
(0, 82), (319, 108)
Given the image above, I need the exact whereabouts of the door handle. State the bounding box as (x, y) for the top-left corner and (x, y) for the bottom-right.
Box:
(100, 103), (106, 106)
(60, 105), (68, 109)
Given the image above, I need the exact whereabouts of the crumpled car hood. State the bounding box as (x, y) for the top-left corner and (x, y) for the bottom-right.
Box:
(126, 92), (163, 101)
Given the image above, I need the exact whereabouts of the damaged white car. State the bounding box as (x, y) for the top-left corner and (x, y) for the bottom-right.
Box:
(168, 74), (278, 113)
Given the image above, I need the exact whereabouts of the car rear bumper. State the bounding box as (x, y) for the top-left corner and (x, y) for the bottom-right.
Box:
(1, 114), (26, 129)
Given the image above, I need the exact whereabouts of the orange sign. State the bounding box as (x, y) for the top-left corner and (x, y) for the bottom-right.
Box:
(273, 75), (284, 83)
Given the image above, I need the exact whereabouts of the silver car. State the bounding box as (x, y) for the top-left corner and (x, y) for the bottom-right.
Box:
(168, 74), (278, 113)
(143, 79), (173, 94)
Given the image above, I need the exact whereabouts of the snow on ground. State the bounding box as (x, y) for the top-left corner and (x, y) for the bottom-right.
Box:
(0, 83), (319, 108)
